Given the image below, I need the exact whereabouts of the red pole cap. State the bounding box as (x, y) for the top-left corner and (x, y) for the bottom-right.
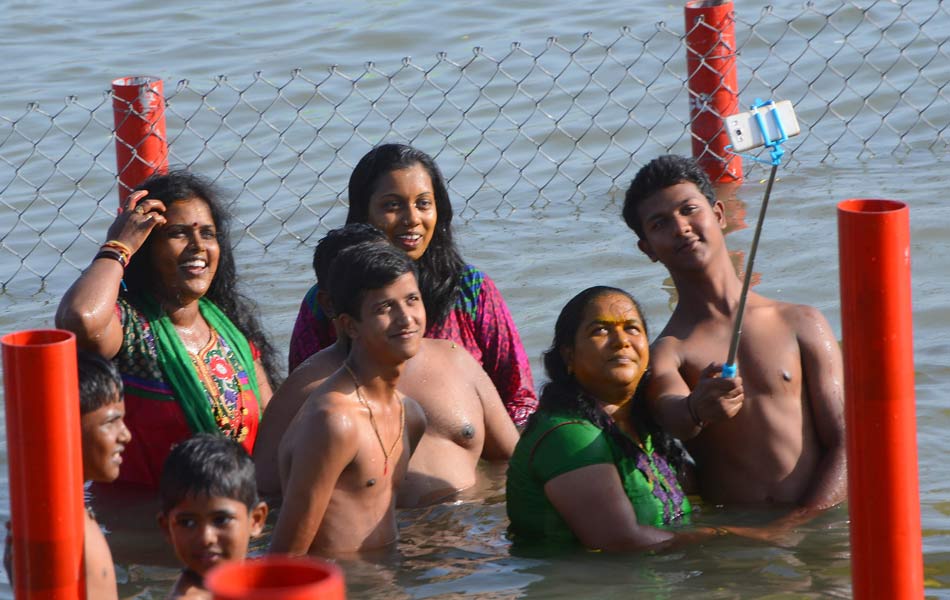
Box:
(205, 555), (346, 600)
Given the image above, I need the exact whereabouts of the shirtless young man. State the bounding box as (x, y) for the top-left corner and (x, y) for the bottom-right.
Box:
(269, 242), (427, 556)
(255, 225), (518, 507)
(621, 154), (846, 514)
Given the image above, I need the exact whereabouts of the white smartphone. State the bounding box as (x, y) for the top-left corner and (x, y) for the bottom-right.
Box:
(724, 100), (800, 152)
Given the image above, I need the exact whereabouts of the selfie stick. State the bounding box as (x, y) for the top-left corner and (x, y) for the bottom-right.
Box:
(721, 99), (791, 379)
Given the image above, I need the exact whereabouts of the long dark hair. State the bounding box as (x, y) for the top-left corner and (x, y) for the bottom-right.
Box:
(124, 170), (282, 387)
(345, 143), (466, 325)
(526, 286), (685, 469)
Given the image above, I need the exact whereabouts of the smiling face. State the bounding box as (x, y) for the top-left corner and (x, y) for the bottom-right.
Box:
(562, 292), (650, 407)
(635, 181), (727, 271)
(342, 271), (426, 364)
(81, 398), (131, 483)
(149, 197), (221, 306)
(159, 494), (267, 577)
(366, 164), (438, 261)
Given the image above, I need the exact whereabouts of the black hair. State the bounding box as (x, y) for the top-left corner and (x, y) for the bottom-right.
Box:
(525, 286), (686, 470)
(313, 223), (388, 285)
(124, 170), (281, 388)
(345, 143), (465, 326)
(622, 154), (716, 240)
(328, 241), (418, 321)
(77, 349), (123, 415)
(159, 433), (259, 514)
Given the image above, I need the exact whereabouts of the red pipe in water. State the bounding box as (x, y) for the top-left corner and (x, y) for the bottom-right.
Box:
(2, 329), (85, 599)
(112, 76), (168, 204)
(685, 0), (742, 183)
(206, 555), (346, 600)
(838, 199), (922, 599)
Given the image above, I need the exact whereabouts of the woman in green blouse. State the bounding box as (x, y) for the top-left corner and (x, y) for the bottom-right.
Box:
(507, 286), (723, 552)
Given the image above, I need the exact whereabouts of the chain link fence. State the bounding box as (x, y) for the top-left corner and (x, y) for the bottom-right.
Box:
(1, 0), (948, 292)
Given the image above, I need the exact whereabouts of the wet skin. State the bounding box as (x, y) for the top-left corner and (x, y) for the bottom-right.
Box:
(636, 180), (846, 508)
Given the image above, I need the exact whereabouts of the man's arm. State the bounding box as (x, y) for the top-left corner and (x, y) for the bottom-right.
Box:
(793, 305), (847, 510)
(647, 338), (744, 441)
(269, 397), (357, 555)
(465, 352), (518, 461)
(404, 396), (427, 456)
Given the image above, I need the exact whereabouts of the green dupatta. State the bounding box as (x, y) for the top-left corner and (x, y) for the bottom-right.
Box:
(138, 294), (262, 435)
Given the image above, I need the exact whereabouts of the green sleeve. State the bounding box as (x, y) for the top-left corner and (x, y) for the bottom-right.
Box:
(529, 420), (614, 484)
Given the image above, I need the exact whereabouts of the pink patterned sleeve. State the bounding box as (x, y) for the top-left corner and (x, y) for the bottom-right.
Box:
(288, 284), (335, 373)
(473, 273), (538, 427)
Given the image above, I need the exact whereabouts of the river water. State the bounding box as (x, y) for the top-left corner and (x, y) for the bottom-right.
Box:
(2, 1), (949, 598)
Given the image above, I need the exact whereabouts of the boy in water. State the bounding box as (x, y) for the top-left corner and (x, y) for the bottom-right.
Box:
(622, 154), (846, 515)
(4, 351), (132, 599)
(158, 434), (268, 600)
(270, 242), (426, 556)
(255, 225), (517, 506)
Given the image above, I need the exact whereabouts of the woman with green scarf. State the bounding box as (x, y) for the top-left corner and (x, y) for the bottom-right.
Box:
(57, 171), (280, 488)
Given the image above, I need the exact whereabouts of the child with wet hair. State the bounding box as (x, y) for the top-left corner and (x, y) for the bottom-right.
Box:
(158, 433), (268, 600)
(4, 350), (131, 599)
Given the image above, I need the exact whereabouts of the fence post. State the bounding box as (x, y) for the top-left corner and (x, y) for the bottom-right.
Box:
(112, 76), (168, 204)
(685, 0), (742, 183)
(837, 199), (923, 599)
(2, 330), (85, 600)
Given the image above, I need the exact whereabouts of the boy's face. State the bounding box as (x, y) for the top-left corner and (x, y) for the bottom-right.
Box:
(80, 398), (131, 483)
(341, 271), (425, 363)
(635, 181), (727, 270)
(159, 494), (267, 577)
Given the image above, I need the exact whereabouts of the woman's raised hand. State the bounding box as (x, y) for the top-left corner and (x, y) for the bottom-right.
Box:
(106, 189), (167, 254)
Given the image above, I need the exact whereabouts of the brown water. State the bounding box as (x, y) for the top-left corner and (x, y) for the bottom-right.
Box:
(2, 0), (949, 597)
(2, 155), (947, 598)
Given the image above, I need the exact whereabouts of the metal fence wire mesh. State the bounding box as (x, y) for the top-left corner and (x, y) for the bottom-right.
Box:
(1, 1), (948, 292)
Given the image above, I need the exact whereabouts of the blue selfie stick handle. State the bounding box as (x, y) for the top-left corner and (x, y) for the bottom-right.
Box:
(721, 363), (737, 378)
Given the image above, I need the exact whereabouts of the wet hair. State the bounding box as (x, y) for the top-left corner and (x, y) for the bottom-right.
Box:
(77, 349), (123, 415)
(622, 154), (716, 240)
(526, 286), (686, 470)
(159, 433), (259, 514)
(345, 143), (465, 325)
(328, 241), (418, 321)
(313, 223), (388, 285)
(124, 170), (281, 388)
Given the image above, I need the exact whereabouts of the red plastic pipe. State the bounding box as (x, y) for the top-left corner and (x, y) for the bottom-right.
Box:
(205, 556), (345, 600)
(684, 0), (742, 183)
(2, 330), (85, 599)
(838, 199), (922, 599)
(112, 76), (168, 204)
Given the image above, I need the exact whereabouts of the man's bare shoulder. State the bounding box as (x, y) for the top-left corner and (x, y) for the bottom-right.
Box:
(291, 344), (347, 385)
(290, 379), (359, 437)
(418, 338), (480, 369)
(650, 329), (685, 365)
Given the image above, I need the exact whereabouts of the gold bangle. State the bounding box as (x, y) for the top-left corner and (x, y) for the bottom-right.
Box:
(102, 239), (133, 256)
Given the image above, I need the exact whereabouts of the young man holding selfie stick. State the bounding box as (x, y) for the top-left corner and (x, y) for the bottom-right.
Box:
(621, 152), (846, 524)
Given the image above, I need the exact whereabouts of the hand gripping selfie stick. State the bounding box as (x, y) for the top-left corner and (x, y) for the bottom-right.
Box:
(721, 99), (794, 379)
